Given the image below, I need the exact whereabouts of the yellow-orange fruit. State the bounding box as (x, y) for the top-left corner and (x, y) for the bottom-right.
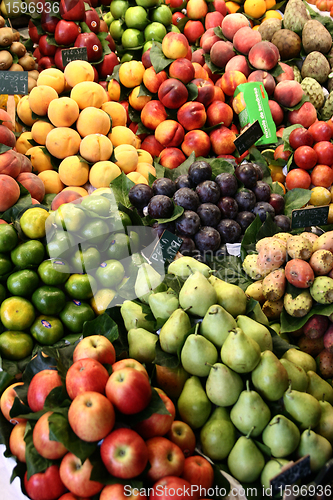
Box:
(28, 85), (58, 116)
(15, 131), (34, 154)
(113, 144), (138, 174)
(76, 107), (111, 137)
(101, 101), (127, 128)
(45, 127), (81, 159)
(38, 170), (64, 194)
(108, 126), (137, 148)
(58, 156), (89, 187)
(31, 120), (55, 145)
(47, 97), (80, 128)
(16, 96), (38, 127)
(79, 134), (113, 163)
(70, 81), (106, 109)
(37, 68), (66, 94)
(64, 60), (95, 87)
(26, 146), (53, 173)
(89, 161), (121, 188)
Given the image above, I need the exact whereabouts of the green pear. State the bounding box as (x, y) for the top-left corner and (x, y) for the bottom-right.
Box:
(306, 370), (333, 405)
(251, 350), (289, 401)
(314, 400), (333, 443)
(282, 348), (317, 373)
(200, 304), (236, 348)
(230, 380), (271, 437)
(159, 308), (191, 355)
(127, 328), (158, 364)
(261, 459), (291, 490)
(236, 315), (273, 351)
(134, 263), (165, 304)
(179, 271), (217, 317)
(249, 302), (270, 326)
(168, 256), (211, 279)
(227, 432), (265, 483)
(200, 407), (236, 461)
(177, 376), (211, 430)
(270, 322), (290, 342)
(205, 363), (243, 407)
(262, 414), (300, 457)
(209, 275), (247, 317)
(148, 288), (179, 321)
(221, 328), (261, 374)
(181, 332), (218, 378)
(120, 300), (155, 332)
(283, 387), (322, 430)
(280, 358), (308, 392)
(297, 429), (333, 472)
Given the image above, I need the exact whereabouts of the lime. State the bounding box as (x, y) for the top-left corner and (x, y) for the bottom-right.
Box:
(106, 233), (131, 260)
(90, 288), (116, 316)
(80, 219), (111, 246)
(110, 0), (129, 19)
(0, 331), (34, 360)
(38, 259), (70, 286)
(11, 240), (45, 268)
(20, 208), (50, 240)
(0, 296), (35, 331)
(71, 247), (101, 273)
(64, 274), (97, 301)
(7, 270), (40, 297)
(119, 211), (132, 233)
(46, 231), (76, 260)
(30, 316), (64, 345)
(59, 300), (95, 333)
(129, 230), (140, 254)
(120, 52), (135, 63)
(0, 252), (12, 276)
(0, 283), (6, 304)
(95, 259), (125, 288)
(81, 195), (111, 217)
(0, 225), (18, 253)
(32, 286), (66, 315)
(54, 204), (86, 232)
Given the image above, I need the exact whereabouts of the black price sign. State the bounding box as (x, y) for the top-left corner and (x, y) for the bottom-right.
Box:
(0, 71), (28, 95)
(234, 120), (263, 155)
(271, 456), (312, 497)
(62, 47), (88, 67)
(149, 230), (183, 267)
(291, 206), (329, 229)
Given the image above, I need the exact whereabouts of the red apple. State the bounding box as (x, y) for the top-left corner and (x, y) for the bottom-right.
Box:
(54, 48), (65, 70)
(58, 494), (91, 500)
(146, 436), (185, 482)
(41, 11), (59, 33)
(28, 19), (41, 44)
(166, 421), (196, 458)
(33, 411), (68, 460)
(27, 370), (62, 413)
(74, 32), (103, 62)
(105, 367), (152, 414)
(95, 52), (119, 80)
(38, 56), (55, 72)
(73, 335), (116, 365)
(181, 455), (214, 494)
(24, 465), (66, 500)
(60, 0), (85, 21)
(289, 127), (314, 149)
(39, 35), (57, 57)
(59, 453), (103, 497)
(65, 358), (109, 400)
(100, 428), (148, 479)
(84, 8), (100, 34)
(150, 476), (196, 500)
(134, 391), (176, 439)
(54, 20), (81, 46)
(111, 358), (149, 378)
(100, 484), (147, 499)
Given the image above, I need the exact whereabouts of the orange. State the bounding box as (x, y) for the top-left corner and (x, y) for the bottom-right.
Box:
(265, 0), (276, 7)
(262, 10), (282, 20)
(244, 0), (266, 18)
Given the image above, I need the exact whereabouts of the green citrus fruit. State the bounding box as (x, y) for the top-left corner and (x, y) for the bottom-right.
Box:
(30, 316), (64, 345)
(80, 219), (111, 246)
(46, 231), (76, 260)
(11, 240), (45, 268)
(106, 233), (131, 260)
(0, 252), (12, 276)
(32, 286), (66, 315)
(81, 195), (111, 217)
(38, 259), (70, 286)
(64, 274), (97, 301)
(119, 211), (132, 232)
(54, 204), (86, 232)
(20, 208), (50, 239)
(59, 300), (95, 333)
(7, 270), (39, 297)
(0, 331), (34, 360)
(95, 259), (125, 288)
(71, 247), (101, 273)
(0, 296), (35, 331)
(0, 224), (18, 253)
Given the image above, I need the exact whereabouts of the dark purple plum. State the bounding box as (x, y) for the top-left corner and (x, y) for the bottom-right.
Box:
(274, 215), (291, 231)
(175, 210), (201, 236)
(215, 172), (238, 197)
(197, 203), (221, 227)
(196, 180), (220, 204)
(152, 221), (176, 238)
(173, 187), (200, 211)
(175, 175), (193, 190)
(148, 195), (174, 219)
(235, 188), (256, 212)
(269, 193), (285, 215)
(152, 178), (176, 197)
(253, 201), (275, 222)
(214, 244), (228, 257)
(179, 236), (196, 255)
(253, 163), (264, 181)
(194, 226), (221, 252)
(129, 184), (154, 209)
(217, 219), (242, 243)
(235, 162), (258, 189)
(217, 197), (238, 220)
(236, 211), (256, 233)
(253, 181), (271, 202)
(188, 160), (212, 185)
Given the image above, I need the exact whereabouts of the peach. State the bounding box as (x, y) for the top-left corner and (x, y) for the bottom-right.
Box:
(15, 131), (34, 155)
(210, 126), (237, 155)
(209, 40), (235, 69)
(47, 96), (80, 128)
(135, 162), (156, 181)
(70, 81), (106, 109)
(221, 13), (250, 40)
(287, 101), (318, 129)
(20, 155), (33, 173)
(0, 174), (20, 211)
(213, 0), (227, 15)
(64, 60), (95, 87)
(0, 150), (22, 178)
(107, 79), (121, 101)
(51, 190), (83, 210)
(161, 32), (190, 60)
(221, 70), (247, 96)
(31, 120), (55, 146)
(155, 120), (185, 148)
(191, 48), (205, 65)
(45, 127), (81, 159)
(141, 135), (165, 158)
(0, 109), (14, 131)
(76, 107), (111, 137)
(192, 78), (215, 107)
(37, 68), (66, 94)
(274, 80), (304, 108)
(233, 26), (261, 55)
(0, 124), (16, 148)
(159, 147), (186, 169)
(269, 100), (284, 126)
(169, 58), (195, 84)
(26, 146), (53, 173)
(79, 134), (113, 163)
(200, 28), (220, 54)
(16, 96), (38, 127)
(101, 101), (127, 128)
(212, 86), (225, 102)
(248, 41), (280, 71)
(177, 101), (207, 131)
(225, 55), (251, 77)
(143, 67), (168, 94)
(192, 62), (209, 80)
(141, 100), (168, 131)
(109, 126), (137, 148)
(247, 70), (276, 96)
(206, 101), (233, 127)
(128, 86), (152, 111)
(181, 130), (211, 157)
(158, 78), (188, 109)
(38, 170), (64, 194)
(275, 62), (294, 83)
(28, 85), (58, 116)
(16, 172), (45, 202)
(187, 0), (208, 19)
(89, 161), (121, 188)
(113, 144), (138, 174)
(205, 10), (224, 29)
(183, 20), (205, 45)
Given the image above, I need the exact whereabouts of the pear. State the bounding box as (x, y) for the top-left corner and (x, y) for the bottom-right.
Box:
(314, 400), (333, 443)
(251, 350), (289, 402)
(280, 358), (308, 392)
(127, 328), (158, 364)
(282, 348), (317, 373)
(271, 322), (290, 342)
(236, 315), (273, 351)
(205, 363), (243, 407)
(168, 256), (211, 279)
(306, 370), (333, 405)
(181, 331), (218, 378)
(148, 288), (179, 321)
(262, 414), (301, 457)
(159, 308), (191, 355)
(209, 275), (247, 317)
(177, 376), (211, 430)
(227, 431), (265, 483)
(120, 300), (155, 332)
(283, 387), (322, 430)
(230, 380), (271, 437)
(179, 271), (217, 317)
(200, 304), (236, 348)
(261, 459), (291, 490)
(221, 328), (261, 374)
(249, 302), (270, 326)
(200, 407), (236, 461)
(297, 429), (332, 472)
(134, 263), (165, 304)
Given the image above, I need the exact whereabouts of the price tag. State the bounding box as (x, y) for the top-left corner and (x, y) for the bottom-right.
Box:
(0, 71), (28, 95)
(291, 206), (329, 229)
(146, 230), (183, 267)
(62, 47), (88, 67)
(271, 456), (312, 497)
(234, 120), (263, 155)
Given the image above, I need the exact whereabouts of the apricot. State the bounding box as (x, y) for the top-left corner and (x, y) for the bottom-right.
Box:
(38, 170), (64, 194)
(135, 162), (156, 181)
(137, 149), (153, 165)
(108, 126), (137, 148)
(118, 60), (145, 88)
(128, 86), (152, 111)
(89, 161), (121, 188)
(76, 107), (111, 137)
(31, 120), (55, 145)
(126, 171), (148, 185)
(0, 149), (22, 178)
(58, 156), (89, 187)
(0, 174), (20, 211)
(37, 68), (66, 94)
(45, 128), (81, 160)
(101, 101), (127, 128)
(47, 97), (80, 127)
(70, 81), (106, 109)
(107, 79), (121, 101)
(79, 134), (113, 163)
(26, 146), (53, 173)
(28, 85), (58, 116)
(16, 96), (38, 127)
(64, 60), (95, 87)
(113, 144), (138, 174)
(16, 131), (34, 155)
(16, 172), (45, 202)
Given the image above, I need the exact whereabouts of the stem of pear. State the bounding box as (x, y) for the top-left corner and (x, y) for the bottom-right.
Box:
(246, 380), (251, 392)
(246, 426), (255, 439)
(205, 362), (217, 369)
(194, 323), (200, 336)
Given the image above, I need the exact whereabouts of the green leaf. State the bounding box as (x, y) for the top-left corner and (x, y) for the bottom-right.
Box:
(261, 149), (286, 167)
(240, 214), (263, 260)
(82, 313), (119, 343)
(122, 387), (172, 427)
(107, 63), (121, 83)
(154, 161), (165, 179)
(280, 93), (310, 112)
(280, 303), (333, 333)
(128, 104), (141, 124)
(282, 124), (303, 148)
(213, 26), (228, 40)
(153, 340), (180, 369)
(0, 144), (12, 154)
(25, 422), (54, 480)
(272, 334), (298, 358)
(203, 52), (223, 74)
(272, 181), (285, 195)
(109, 172), (135, 208)
(170, 152), (196, 180)
(186, 82), (199, 101)
(150, 41), (173, 73)
(207, 255), (253, 291)
(284, 188), (312, 218)
(0, 371), (15, 395)
(269, 63), (285, 78)
(138, 82), (153, 97)
(163, 273), (185, 295)
(156, 203), (184, 224)
(0, 194), (33, 223)
(97, 31), (111, 56)
(210, 158), (235, 178)
(256, 214), (283, 242)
